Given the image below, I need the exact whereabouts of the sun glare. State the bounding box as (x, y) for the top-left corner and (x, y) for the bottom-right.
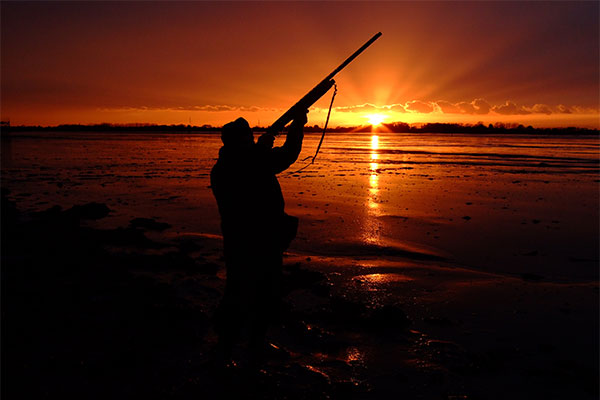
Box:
(365, 113), (387, 126)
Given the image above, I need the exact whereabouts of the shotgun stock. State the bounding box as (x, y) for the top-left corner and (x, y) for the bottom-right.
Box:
(268, 32), (382, 135)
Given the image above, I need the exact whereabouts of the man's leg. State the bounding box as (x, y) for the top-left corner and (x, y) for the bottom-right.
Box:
(248, 253), (283, 366)
(214, 271), (245, 363)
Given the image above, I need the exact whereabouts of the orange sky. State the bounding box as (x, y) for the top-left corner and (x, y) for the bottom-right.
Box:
(1, 1), (599, 128)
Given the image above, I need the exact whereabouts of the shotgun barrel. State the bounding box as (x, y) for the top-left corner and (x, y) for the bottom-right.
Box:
(268, 32), (382, 135)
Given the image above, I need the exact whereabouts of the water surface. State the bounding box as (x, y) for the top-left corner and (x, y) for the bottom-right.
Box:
(2, 131), (598, 281)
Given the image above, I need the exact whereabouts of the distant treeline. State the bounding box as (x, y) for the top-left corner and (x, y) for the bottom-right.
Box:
(365, 122), (599, 135)
(2, 122), (599, 135)
(3, 123), (221, 133)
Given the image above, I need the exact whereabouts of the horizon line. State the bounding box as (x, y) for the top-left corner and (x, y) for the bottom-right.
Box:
(2, 120), (598, 134)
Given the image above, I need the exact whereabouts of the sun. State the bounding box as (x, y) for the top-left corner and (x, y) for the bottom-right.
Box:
(365, 113), (387, 126)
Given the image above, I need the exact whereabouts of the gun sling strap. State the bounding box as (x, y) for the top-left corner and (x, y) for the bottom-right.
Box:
(293, 82), (337, 174)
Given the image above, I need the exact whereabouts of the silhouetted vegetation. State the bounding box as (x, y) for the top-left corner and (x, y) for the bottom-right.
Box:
(2, 121), (598, 135)
(379, 122), (599, 135)
(3, 123), (221, 133)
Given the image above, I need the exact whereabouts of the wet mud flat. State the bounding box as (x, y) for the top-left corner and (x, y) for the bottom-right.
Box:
(2, 192), (598, 400)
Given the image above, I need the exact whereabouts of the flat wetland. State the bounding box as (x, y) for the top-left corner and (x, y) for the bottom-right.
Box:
(2, 131), (599, 399)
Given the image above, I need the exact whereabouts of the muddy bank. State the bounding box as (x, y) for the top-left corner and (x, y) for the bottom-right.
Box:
(2, 192), (598, 399)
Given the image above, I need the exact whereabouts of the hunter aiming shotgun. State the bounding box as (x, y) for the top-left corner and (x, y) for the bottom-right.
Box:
(267, 32), (382, 136)
(210, 32), (382, 362)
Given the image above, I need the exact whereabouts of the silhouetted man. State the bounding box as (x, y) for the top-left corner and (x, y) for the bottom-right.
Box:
(210, 110), (307, 365)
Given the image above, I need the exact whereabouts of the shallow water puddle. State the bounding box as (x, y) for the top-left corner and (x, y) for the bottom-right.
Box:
(354, 273), (414, 284)
(352, 273), (414, 293)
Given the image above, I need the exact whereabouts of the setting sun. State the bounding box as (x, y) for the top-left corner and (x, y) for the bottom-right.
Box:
(365, 113), (387, 126)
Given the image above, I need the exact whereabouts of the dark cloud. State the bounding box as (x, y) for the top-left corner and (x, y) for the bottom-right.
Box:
(531, 104), (553, 115)
(436, 100), (461, 113)
(104, 101), (597, 118)
(438, 99), (491, 114)
(556, 105), (572, 114)
(492, 101), (531, 115)
(472, 99), (491, 114)
(457, 102), (477, 114)
(333, 103), (401, 113)
(101, 105), (266, 112)
(338, 103), (379, 113)
(405, 100), (434, 113)
(432, 99), (595, 116)
(389, 104), (407, 113)
(570, 106), (597, 114)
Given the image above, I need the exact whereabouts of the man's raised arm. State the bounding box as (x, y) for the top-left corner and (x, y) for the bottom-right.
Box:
(257, 110), (308, 174)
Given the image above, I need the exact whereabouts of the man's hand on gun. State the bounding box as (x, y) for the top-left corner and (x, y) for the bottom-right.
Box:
(257, 132), (275, 149)
(259, 109), (308, 149)
(291, 108), (309, 127)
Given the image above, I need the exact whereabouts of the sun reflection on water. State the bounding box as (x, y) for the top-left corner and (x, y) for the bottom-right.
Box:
(363, 134), (382, 244)
(371, 135), (379, 150)
(369, 136), (380, 200)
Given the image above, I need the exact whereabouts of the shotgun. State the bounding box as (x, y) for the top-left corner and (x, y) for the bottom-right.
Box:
(267, 32), (382, 135)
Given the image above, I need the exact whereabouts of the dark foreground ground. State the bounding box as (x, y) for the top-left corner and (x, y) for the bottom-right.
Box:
(2, 191), (598, 399)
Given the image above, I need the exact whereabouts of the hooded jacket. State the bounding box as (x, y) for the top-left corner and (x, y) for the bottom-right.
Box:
(210, 123), (304, 261)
